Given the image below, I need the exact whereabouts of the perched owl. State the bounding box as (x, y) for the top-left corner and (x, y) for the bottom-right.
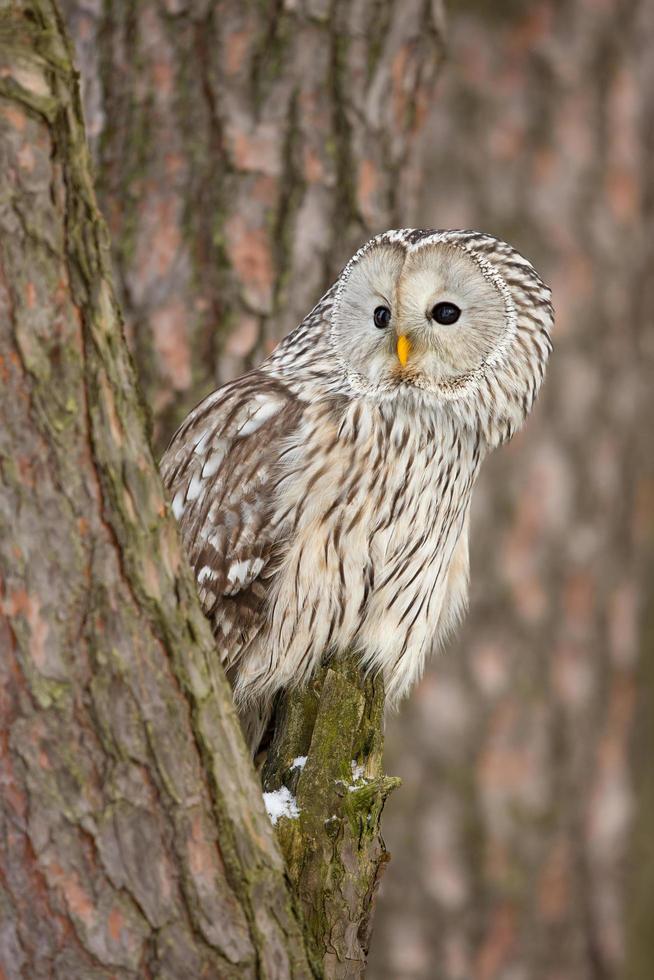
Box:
(161, 229), (553, 750)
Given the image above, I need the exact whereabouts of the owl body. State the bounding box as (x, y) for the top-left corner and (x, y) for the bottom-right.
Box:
(161, 229), (553, 748)
(238, 386), (479, 706)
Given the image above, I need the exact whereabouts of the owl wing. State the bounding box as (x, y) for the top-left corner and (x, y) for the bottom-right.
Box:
(160, 371), (305, 671)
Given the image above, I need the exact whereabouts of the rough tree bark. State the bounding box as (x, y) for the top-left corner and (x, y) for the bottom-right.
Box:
(0, 3), (314, 977)
(0, 2), (445, 978)
(263, 659), (400, 977)
(60, 0), (445, 451)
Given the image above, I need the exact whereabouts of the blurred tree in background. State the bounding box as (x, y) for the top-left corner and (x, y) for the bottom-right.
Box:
(38, 0), (654, 977)
(368, 4), (654, 979)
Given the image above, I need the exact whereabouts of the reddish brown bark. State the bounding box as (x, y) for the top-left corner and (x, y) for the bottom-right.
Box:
(61, 0), (445, 450)
(0, 4), (312, 976)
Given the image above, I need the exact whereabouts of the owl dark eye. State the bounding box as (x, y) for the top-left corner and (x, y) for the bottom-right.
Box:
(431, 302), (461, 325)
(373, 305), (391, 329)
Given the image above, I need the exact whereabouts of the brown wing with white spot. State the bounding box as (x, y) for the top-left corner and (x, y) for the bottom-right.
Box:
(160, 371), (304, 671)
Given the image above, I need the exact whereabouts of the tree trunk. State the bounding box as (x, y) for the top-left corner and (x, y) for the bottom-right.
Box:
(0, 2), (445, 978)
(263, 657), (401, 978)
(0, 4), (310, 977)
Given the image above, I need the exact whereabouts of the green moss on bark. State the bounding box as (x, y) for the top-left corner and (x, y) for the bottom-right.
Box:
(264, 655), (400, 978)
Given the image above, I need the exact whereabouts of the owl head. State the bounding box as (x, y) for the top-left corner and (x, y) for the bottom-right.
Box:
(335, 229), (554, 444)
(272, 229), (553, 447)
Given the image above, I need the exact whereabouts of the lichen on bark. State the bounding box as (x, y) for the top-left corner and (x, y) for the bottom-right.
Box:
(263, 655), (400, 979)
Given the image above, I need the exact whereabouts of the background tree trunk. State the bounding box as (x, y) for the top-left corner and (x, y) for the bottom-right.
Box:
(369, 3), (654, 979)
(60, 0), (445, 451)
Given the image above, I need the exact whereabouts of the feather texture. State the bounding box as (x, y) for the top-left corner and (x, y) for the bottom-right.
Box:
(161, 229), (553, 751)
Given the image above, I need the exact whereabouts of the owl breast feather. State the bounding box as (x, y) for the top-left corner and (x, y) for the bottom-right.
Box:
(161, 373), (481, 710)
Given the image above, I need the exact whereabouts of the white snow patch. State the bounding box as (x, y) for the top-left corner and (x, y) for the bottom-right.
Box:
(335, 761), (369, 792)
(351, 762), (365, 782)
(263, 786), (300, 825)
(348, 761), (367, 791)
(291, 756), (307, 771)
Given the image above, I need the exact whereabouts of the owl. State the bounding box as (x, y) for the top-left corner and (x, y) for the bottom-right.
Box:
(161, 229), (553, 750)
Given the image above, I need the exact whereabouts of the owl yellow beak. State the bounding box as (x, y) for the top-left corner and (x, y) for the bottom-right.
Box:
(397, 334), (411, 366)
